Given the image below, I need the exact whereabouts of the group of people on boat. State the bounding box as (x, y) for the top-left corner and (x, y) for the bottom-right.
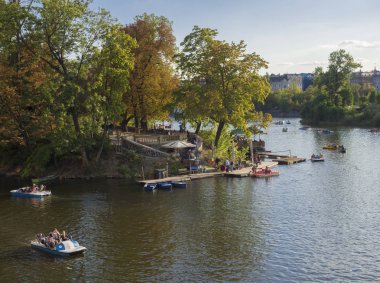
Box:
(18, 184), (46, 193)
(311, 153), (323, 158)
(251, 165), (271, 174)
(36, 228), (71, 249)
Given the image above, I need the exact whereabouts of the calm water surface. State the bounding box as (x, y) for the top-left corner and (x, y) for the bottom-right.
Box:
(1, 119), (380, 282)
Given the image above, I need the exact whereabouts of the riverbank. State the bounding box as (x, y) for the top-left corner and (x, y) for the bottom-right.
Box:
(0, 151), (166, 181)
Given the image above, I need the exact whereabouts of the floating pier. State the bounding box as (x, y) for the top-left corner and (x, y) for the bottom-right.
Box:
(139, 172), (223, 185)
(257, 151), (306, 165)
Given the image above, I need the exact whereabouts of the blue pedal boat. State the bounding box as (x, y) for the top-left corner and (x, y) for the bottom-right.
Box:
(170, 181), (187, 189)
(143, 183), (157, 191)
(156, 182), (173, 190)
(31, 239), (86, 256)
(10, 188), (52, 198)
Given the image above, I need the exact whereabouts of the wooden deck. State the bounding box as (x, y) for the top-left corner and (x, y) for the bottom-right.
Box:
(138, 172), (223, 185)
(272, 156), (306, 165)
(139, 161), (279, 184)
(257, 151), (306, 165)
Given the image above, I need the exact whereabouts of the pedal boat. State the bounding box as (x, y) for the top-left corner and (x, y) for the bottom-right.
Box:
(252, 169), (280, 178)
(10, 188), (52, 198)
(31, 239), (86, 256)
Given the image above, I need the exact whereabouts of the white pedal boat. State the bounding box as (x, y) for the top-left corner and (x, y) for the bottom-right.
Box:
(31, 239), (86, 256)
(10, 188), (52, 198)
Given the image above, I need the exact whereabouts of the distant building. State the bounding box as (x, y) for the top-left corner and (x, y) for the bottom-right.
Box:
(269, 74), (303, 92)
(351, 69), (380, 91)
(300, 73), (314, 91)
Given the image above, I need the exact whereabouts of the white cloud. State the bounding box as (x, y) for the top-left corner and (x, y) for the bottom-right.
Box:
(319, 40), (380, 50)
(298, 61), (327, 66)
(357, 57), (371, 64)
(276, 62), (295, 66)
(338, 40), (380, 49)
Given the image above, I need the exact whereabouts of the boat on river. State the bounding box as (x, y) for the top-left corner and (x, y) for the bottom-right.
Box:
(251, 169), (279, 178)
(31, 239), (86, 256)
(311, 154), (324, 162)
(170, 181), (187, 189)
(323, 144), (338, 150)
(143, 183), (157, 191)
(10, 187), (51, 198)
(282, 127), (288, 132)
(156, 182), (173, 190)
(338, 145), (346, 153)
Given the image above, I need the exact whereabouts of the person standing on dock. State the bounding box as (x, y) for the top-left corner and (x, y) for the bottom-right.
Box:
(225, 159), (230, 172)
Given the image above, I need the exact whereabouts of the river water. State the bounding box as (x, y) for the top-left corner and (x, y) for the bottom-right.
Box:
(1, 118), (380, 282)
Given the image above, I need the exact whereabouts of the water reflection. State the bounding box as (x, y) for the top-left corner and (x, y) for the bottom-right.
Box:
(1, 120), (380, 281)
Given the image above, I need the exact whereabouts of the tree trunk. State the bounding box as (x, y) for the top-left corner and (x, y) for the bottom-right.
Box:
(214, 120), (225, 148)
(121, 114), (133, 132)
(141, 115), (148, 131)
(95, 126), (107, 164)
(134, 114), (139, 131)
(71, 111), (89, 167)
(195, 121), (202, 135)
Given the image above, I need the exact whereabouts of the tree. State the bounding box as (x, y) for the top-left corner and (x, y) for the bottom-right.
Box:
(318, 49), (361, 100)
(0, 0), (136, 174)
(177, 26), (270, 147)
(123, 13), (178, 131)
(88, 25), (137, 163)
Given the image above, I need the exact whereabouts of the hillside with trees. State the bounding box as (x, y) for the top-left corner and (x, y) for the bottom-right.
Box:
(0, 0), (271, 178)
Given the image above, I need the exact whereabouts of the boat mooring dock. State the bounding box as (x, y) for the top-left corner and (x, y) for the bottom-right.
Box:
(257, 152), (306, 165)
(139, 161), (279, 184)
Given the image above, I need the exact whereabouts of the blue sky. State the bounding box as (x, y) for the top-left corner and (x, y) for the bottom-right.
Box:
(92, 0), (380, 74)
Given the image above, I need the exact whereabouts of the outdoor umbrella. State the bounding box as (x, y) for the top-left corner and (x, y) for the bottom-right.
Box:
(161, 140), (196, 149)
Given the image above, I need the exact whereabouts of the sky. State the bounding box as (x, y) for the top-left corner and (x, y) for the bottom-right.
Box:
(91, 0), (380, 74)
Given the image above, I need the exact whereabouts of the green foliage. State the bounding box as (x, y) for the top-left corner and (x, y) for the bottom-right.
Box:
(117, 150), (142, 180)
(177, 26), (270, 147)
(21, 144), (53, 177)
(299, 50), (375, 125)
(199, 127), (249, 161)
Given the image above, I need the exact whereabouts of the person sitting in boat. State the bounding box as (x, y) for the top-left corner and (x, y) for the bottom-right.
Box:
(251, 164), (257, 174)
(61, 230), (70, 241)
(47, 235), (56, 248)
(52, 228), (61, 244)
(264, 166), (271, 174)
(311, 154), (315, 158)
(29, 184), (37, 193)
(39, 184), (46, 191)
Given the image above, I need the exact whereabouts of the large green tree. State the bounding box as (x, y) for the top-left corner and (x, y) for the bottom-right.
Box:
(123, 13), (178, 131)
(177, 26), (270, 147)
(0, 0), (136, 173)
(317, 49), (361, 102)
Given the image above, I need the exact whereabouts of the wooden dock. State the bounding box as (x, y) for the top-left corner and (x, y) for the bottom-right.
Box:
(138, 172), (223, 185)
(257, 151), (306, 165)
(272, 156), (306, 165)
(139, 161), (280, 184)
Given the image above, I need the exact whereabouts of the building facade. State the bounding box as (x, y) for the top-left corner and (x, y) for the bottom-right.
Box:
(269, 74), (303, 92)
(351, 69), (380, 91)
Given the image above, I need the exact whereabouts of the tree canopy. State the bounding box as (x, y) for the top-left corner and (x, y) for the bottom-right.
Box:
(123, 13), (178, 131)
(177, 26), (271, 147)
(0, 0), (136, 174)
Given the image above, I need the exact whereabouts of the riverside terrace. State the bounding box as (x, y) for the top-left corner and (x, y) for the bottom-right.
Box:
(138, 161), (279, 185)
